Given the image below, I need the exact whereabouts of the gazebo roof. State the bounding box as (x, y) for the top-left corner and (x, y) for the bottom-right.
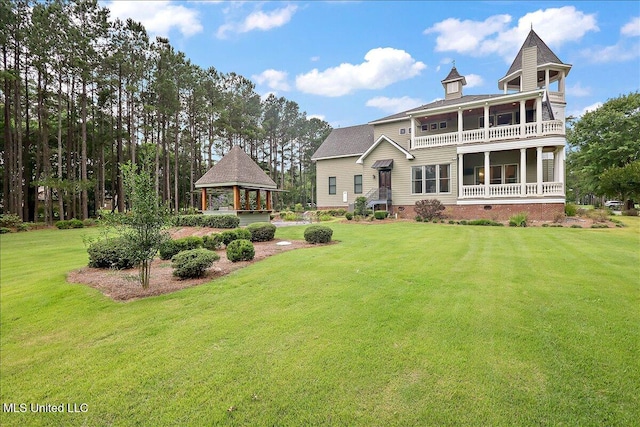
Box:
(195, 146), (277, 190)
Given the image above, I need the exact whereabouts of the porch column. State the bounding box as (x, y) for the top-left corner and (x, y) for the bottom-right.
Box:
(410, 116), (416, 148)
(519, 100), (526, 138)
(520, 148), (527, 197)
(558, 147), (566, 193)
(244, 189), (250, 210)
(458, 153), (464, 198)
(233, 186), (241, 210)
(266, 191), (272, 210)
(484, 151), (490, 198)
(201, 188), (207, 211)
(536, 147), (543, 195)
(457, 108), (463, 143)
(256, 190), (261, 210)
(484, 104), (490, 141)
(545, 69), (550, 90)
(536, 96), (543, 135)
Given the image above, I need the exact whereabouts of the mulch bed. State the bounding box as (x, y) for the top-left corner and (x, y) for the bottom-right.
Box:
(67, 227), (318, 302)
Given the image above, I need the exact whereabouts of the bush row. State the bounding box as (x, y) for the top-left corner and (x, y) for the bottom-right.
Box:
(171, 214), (239, 229)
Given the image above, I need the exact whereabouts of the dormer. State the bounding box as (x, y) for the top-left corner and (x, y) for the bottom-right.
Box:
(441, 65), (466, 100)
(498, 29), (572, 100)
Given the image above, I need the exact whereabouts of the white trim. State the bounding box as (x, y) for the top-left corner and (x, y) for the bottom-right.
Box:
(456, 136), (566, 154)
(356, 135), (415, 164)
(457, 198), (565, 205)
(195, 181), (277, 189)
(311, 153), (362, 161)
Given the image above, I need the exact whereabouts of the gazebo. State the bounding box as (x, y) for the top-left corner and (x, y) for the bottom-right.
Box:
(195, 146), (278, 226)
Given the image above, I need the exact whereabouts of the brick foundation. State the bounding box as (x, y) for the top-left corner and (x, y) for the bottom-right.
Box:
(392, 202), (565, 221)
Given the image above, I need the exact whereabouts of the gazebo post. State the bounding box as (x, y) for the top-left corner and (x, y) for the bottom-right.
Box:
(266, 191), (272, 211)
(256, 190), (261, 210)
(201, 188), (207, 211)
(233, 186), (241, 210)
(244, 189), (250, 210)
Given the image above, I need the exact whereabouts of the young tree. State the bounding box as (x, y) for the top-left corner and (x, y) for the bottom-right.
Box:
(120, 155), (169, 289)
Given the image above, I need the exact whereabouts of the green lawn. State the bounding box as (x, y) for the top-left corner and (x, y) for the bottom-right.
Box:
(1, 219), (639, 426)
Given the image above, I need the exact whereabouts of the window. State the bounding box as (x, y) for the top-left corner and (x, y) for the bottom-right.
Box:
(505, 164), (518, 183)
(496, 113), (513, 126)
(447, 81), (459, 94)
(479, 115), (495, 128)
(475, 164), (519, 185)
(439, 121), (447, 129)
(354, 175), (362, 194)
(490, 165), (502, 184)
(399, 128), (406, 135)
(412, 164), (450, 194)
(328, 177), (336, 195)
(421, 124), (429, 132)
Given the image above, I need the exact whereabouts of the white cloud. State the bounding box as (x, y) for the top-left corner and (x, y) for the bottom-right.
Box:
(567, 82), (591, 97)
(217, 4), (297, 39)
(424, 7), (598, 62)
(581, 41), (640, 63)
(464, 74), (483, 88)
(621, 17), (640, 37)
(308, 114), (326, 121)
(252, 69), (291, 91)
(366, 96), (425, 113)
(105, 1), (202, 38)
(296, 48), (426, 97)
(569, 102), (602, 119)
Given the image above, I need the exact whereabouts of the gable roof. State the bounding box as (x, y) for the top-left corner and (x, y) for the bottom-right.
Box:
(356, 135), (415, 164)
(503, 29), (567, 79)
(195, 145), (277, 189)
(311, 124), (374, 160)
(441, 66), (466, 85)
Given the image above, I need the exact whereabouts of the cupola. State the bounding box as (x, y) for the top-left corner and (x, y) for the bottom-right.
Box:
(441, 63), (467, 100)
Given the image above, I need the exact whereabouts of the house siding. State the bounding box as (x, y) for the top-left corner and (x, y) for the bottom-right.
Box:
(316, 156), (364, 208)
(374, 121), (411, 150)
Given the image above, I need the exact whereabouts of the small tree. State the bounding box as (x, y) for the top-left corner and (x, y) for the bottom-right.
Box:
(414, 199), (446, 221)
(120, 157), (169, 289)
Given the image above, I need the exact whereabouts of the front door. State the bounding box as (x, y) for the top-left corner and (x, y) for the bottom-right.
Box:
(378, 169), (391, 200)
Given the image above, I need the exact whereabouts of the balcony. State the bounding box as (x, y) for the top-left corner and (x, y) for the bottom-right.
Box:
(460, 182), (564, 199)
(412, 120), (564, 149)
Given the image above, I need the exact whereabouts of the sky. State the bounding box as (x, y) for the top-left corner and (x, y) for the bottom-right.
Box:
(102, 1), (640, 129)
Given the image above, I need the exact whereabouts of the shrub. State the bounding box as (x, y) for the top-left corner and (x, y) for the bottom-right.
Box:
(83, 218), (98, 227)
(172, 214), (239, 229)
(509, 212), (529, 227)
(304, 225), (333, 244)
(55, 220), (70, 229)
(0, 227), (11, 234)
(467, 219), (504, 226)
(354, 196), (367, 216)
(415, 215), (423, 222)
(16, 223), (30, 232)
(565, 203), (578, 217)
(374, 211), (388, 220)
(158, 236), (204, 260)
(87, 237), (136, 269)
(414, 199), (446, 221)
(68, 218), (84, 229)
(570, 224), (582, 228)
(203, 233), (224, 250)
(622, 208), (638, 216)
(294, 203), (304, 213)
(319, 214), (333, 221)
(345, 212), (353, 220)
(226, 239), (255, 262)
(219, 228), (252, 246)
(247, 222), (276, 242)
(587, 209), (610, 223)
(0, 213), (22, 228)
(172, 249), (219, 279)
(591, 223), (609, 229)
(282, 212), (301, 221)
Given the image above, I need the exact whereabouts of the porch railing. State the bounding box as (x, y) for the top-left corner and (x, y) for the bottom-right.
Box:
(412, 120), (564, 149)
(460, 182), (564, 198)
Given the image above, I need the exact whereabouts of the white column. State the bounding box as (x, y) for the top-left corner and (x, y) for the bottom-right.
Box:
(458, 153), (464, 198)
(536, 96), (543, 134)
(484, 104), (490, 141)
(545, 69), (550, 90)
(484, 151), (490, 198)
(559, 147), (566, 194)
(457, 108), (463, 143)
(520, 99), (526, 138)
(520, 148), (527, 196)
(410, 116), (416, 149)
(536, 146), (543, 195)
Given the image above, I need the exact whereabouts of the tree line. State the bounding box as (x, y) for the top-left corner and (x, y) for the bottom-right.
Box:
(1, 0), (332, 223)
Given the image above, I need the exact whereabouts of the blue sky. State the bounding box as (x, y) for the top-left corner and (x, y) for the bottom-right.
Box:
(103, 1), (640, 128)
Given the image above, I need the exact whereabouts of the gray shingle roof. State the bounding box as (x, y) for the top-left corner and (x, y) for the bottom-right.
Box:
(311, 124), (374, 160)
(441, 66), (466, 84)
(503, 29), (565, 78)
(195, 145), (277, 189)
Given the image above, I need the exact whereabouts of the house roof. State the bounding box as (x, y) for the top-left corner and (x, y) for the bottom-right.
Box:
(195, 145), (277, 189)
(311, 124), (374, 160)
(441, 66), (466, 85)
(503, 29), (567, 79)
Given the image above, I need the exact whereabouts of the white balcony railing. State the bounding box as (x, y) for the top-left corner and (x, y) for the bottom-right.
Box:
(460, 182), (564, 198)
(412, 120), (564, 149)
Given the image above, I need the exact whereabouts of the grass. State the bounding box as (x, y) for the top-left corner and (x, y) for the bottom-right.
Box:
(1, 218), (639, 426)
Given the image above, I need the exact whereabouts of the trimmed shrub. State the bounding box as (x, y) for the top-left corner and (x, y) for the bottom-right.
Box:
(55, 220), (71, 229)
(226, 239), (255, 262)
(415, 199), (446, 221)
(374, 211), (388, 220)
(509, 212), (529, 227)
(87, 237), (136, 270)
(468, 219), (504, 226)
(172, 248), (219, 279)
(354, 197), (367, 216)
(235, 228), (252, 241)
(345, 212), (353, 220)
(564, 203), (578, 217)
(172, 214), (239, 229)
(158, 236), (204, 260)
(247, 222), (276, 242)
(219, 228), (252, 246)
(304, 225), (333, 244)
(68, 218), (84, 229)
(203, 233), (224, 250)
